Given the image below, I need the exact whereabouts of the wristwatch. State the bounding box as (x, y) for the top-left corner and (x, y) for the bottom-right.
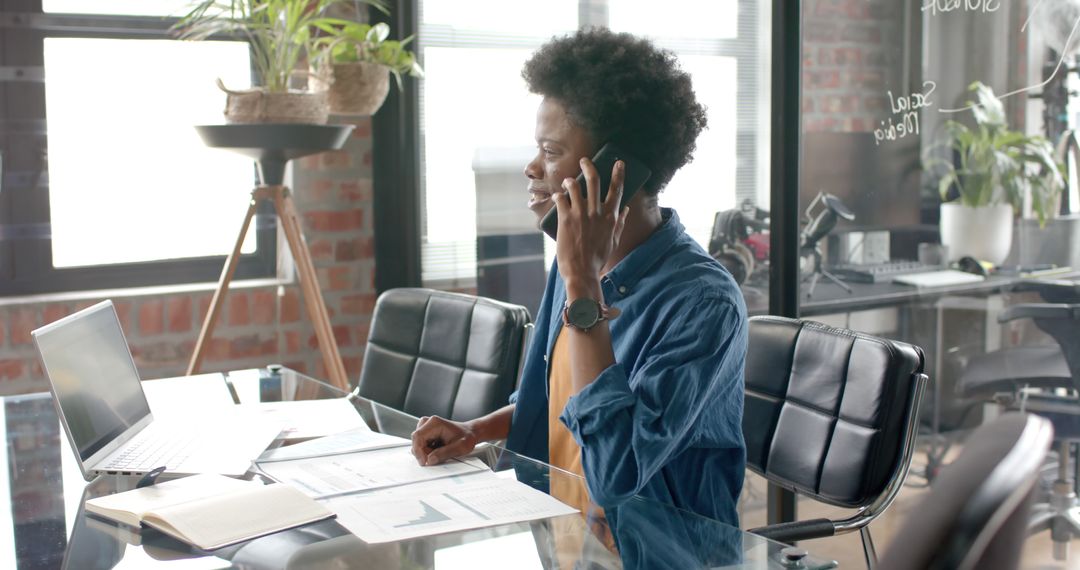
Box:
(562, 298), (611, 331)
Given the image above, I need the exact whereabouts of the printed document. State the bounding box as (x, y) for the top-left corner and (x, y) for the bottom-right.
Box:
(258, 427), (409, 462)
(237, 397), (367, 441)
(142, 373), (235, 420)
(325, 472), (578, 543)
(257, 446), (486, 498)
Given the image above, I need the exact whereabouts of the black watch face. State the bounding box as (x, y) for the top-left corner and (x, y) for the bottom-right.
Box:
(567, 298), (601, 329)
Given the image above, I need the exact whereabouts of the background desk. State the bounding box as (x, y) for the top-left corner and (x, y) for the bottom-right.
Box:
(5, 367), (835, 569)
(746, 271), (1080, 442)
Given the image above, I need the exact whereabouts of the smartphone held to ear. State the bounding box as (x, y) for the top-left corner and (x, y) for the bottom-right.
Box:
(540, 142), (652, 240)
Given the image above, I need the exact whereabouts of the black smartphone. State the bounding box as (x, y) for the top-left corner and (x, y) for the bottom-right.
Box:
(540, 142), (652, 240)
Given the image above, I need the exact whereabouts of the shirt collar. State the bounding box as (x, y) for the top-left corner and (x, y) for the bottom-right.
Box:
(603, 208), (683, 296)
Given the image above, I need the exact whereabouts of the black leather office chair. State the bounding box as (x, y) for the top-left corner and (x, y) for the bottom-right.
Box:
(355, 288), (532, 421)
(743, 316), (927, 569)
(878, 413), (1053, 570)
(955, 278), (1080, 561)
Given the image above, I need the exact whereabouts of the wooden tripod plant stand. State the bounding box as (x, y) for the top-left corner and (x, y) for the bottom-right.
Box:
(186, 124), (355, 391)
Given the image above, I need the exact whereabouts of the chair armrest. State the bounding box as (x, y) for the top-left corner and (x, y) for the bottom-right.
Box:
(1006, 279), (1080, 302)
(997, 303), (1080, 324)
(747, 518), (836, 544)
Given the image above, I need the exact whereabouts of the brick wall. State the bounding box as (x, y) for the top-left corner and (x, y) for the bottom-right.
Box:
(802, 0), (904, 133)
(0, 117), (376, 395)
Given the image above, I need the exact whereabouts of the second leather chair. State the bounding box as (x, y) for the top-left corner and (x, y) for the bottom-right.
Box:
(355, 288), (532, 421)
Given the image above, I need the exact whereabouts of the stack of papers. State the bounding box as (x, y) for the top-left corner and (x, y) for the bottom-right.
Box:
(253, 430), (578, 544)
(257, 446), (487, 499)
(257, 427), (409, 462)
(324, 471), (578, 544)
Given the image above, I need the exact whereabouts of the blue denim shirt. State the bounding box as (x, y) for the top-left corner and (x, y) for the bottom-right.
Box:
(505, 209), (747, 528)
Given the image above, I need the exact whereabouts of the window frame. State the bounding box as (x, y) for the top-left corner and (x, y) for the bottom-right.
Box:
(409, 0), (769, 287)
(0, 2), (276, 297)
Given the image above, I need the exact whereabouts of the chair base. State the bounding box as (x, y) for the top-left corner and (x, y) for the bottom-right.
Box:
(1029, 447), (1080, 561)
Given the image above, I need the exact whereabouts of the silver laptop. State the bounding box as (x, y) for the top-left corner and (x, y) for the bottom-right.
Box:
(33, 300), (282, 480)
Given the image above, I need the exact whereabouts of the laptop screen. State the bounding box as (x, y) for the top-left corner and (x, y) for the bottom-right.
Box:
(33, 302), (151, 462)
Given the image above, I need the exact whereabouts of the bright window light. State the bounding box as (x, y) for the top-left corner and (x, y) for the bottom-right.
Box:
(656, 55), (739, 246)
(44, 38), (255, 268)
(609, 0), (739, 39)
(420, 47), (544, 282)
(422, 0), (577, 36)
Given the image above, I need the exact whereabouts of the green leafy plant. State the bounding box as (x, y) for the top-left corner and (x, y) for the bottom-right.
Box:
(172, 0), (388, 93)
(925, 81), (1064, 225)
(312, 21), (423, 90)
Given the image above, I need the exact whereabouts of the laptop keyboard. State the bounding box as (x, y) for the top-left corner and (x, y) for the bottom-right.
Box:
(103, 426), (198, 472)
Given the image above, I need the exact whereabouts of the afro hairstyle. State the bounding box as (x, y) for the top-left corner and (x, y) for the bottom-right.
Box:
(521, 27), (707, 195)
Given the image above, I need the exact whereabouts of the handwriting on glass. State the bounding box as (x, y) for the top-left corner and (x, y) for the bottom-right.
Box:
(921, 0), (1001, 17)
(874, 81), (936, 146)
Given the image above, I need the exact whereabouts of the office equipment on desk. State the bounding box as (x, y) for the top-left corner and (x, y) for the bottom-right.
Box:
(829, 259), (936, 283)
(892, 269), (986, 288)
(85, 473), (334, 551)
(325, 471), (578, 544)
(32, 301), (282, 480)
(6, 365), (838, 569)
(800, 192), (856, 297)
(256, 445), (487, 499)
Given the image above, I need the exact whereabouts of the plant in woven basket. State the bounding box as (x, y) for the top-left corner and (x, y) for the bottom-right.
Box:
(311, 21), (423, 115)
(172, 0), (388, 123)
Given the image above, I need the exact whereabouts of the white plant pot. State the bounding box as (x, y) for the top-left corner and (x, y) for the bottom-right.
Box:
(939, 202), (1014, 265)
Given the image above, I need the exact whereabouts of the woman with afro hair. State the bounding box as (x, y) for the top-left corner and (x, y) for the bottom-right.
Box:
(413, 27), (747, 548)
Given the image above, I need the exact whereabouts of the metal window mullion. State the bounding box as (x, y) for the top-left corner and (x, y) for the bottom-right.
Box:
(0, 12), (176, 36)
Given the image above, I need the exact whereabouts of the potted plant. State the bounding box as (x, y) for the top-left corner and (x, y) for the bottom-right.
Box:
(925, 82), (1064, 264)
(172, 0), (387, 123)
(310, 21), (424, 115)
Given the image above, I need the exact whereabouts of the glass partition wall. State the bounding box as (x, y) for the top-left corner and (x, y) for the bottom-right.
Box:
(797, 0), (1078, 565)
(414, 0), (774, 318)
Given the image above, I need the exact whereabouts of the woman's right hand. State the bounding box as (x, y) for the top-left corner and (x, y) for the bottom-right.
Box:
(410, 415), (478, 466)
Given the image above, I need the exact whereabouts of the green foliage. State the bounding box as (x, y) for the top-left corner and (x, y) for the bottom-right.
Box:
(925, 82), (1064, 226)
(172, 0), (388, 93)
(312, 21), (424, 90)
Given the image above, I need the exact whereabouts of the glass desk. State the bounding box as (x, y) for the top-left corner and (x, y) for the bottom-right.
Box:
(6, 367), (837, 569)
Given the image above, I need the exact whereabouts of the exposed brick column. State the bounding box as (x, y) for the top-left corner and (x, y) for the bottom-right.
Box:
(803, 0), (901, 133)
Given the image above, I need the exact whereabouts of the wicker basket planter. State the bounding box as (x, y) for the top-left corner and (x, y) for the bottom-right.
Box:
(311, 61), (390, 116)
(221, 84), (330, 124)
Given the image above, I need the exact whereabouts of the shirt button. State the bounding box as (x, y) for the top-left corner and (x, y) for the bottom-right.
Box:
(543, 354), (549, 362)
(618, 286), (628, 294)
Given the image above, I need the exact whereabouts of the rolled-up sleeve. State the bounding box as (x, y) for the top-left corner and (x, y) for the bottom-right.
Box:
(559, 295), (745, 508)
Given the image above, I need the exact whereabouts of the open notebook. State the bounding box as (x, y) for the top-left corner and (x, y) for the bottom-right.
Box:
(85, 474), (334, 550)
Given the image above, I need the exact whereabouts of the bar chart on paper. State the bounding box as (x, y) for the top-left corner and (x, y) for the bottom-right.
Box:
(395, 501), (452, 528)
(325, 472), (577, 543)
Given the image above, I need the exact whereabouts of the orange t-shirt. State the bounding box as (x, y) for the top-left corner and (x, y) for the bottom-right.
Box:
(548, 330), (594, 515)
(547, 330), (616, 565)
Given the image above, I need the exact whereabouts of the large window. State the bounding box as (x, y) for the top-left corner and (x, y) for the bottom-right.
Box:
(416, 0), (771, 288)
(0, 1), (275, 296)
